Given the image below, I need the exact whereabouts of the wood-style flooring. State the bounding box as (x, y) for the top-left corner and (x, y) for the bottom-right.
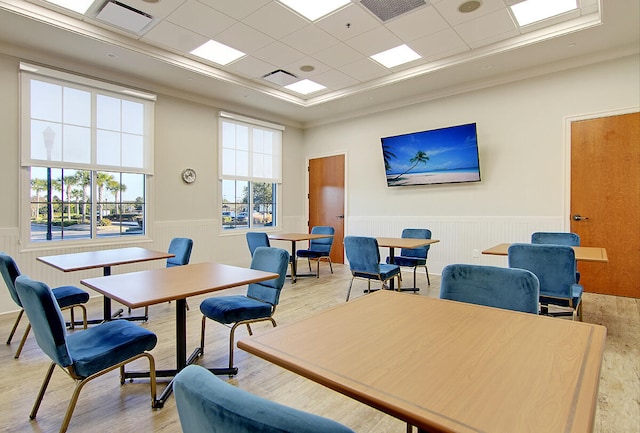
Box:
(0, 263), (637, 432)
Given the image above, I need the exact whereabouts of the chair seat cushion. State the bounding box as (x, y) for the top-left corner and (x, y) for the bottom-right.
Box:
(297, 249), (326, 259)
(52, 285), (90, 308)
(354, 264), (400, 281)
(200, 295), (272, 324)
(66, 319), (157, 378)
(386, 256), (426, 267)
(540, 284), (584, 308)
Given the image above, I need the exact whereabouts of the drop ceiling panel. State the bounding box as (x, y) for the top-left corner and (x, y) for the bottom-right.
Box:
(242, 1), (308, 40)
(340, 57), (390, 82)
(252, 41), (306, 66)
(345, 25), (404, 56)
(312, 68), (359, 89)
(433, 0), (508, 26)
(227, 55), (277, 79)
(141, 20), (207, 53)
(313, 43), (366, 68)
(315, 4), (380, 41)
(455, 9), (518, 49)
(198, 0), (271, 21)
(214, 22), (274, 55)
(166, 1), (236, 39)
(280, 25), (341, 55)
(410, 28), (469, 60)
(284, 56), (332, 79)
(385, 6), (450, 41)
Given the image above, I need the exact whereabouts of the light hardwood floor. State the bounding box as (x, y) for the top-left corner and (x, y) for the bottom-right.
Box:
(0, 263), (637, 433)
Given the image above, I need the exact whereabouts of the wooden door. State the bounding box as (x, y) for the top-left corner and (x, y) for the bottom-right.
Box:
(570, 112), (639, 297)
(308, 155), (345, 264)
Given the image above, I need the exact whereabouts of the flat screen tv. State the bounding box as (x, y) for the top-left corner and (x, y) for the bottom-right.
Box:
(381, 122), (481, 187)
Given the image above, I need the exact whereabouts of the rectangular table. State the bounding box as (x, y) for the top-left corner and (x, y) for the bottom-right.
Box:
(268, 232), (333, 283)
(38, 247), (175, 322)
(376, 237), (440, 290)
(482, 243), (609, 262)
(238, 290), (606, 433)
(81, 261), (278, 407)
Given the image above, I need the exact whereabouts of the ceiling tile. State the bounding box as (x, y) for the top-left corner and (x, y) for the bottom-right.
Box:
(252, 41), (306, 67)
(409, 28), (469, 60)
(455, 9), (519, 49)
(243, 1), (308, 40)
(226, 55), (278, 79)
(385, 5), (450, 41)
(280, 25), (341, 55)
(283, 56), (331, 79)
(433, 0), (507, 26)
(313, 43), (366, 68)
(215, 22), (275, 54)
(345, 26), (404, 56)
(197, 0), (271, 21)
(311, 68), (359, 89)
(166, 1), (236, 39)
(315, 3), (380, 41)
(339, 57), (390, 82)
(141, 20), (207, 53)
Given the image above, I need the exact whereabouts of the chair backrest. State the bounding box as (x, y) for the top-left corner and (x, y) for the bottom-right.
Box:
(508, 243), (577, 299)
(174, 365), (355, 433)
(14, 275), (73, 367)
(0, 252), (22, 307)
(440, 264), (540, 314)
(246, 247), (289, 306)
(309, 226), (335, 253)
(167, 238), (193, 268)
(246, 232), (270, 257)
(344, 236), (381, 275)
(400, 228), (432, 258)
(531, 232), (580, 246)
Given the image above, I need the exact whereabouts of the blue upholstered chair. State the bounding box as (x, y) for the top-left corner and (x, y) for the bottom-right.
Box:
(531, 231), (581, 282)
(296, 226), (335, 277)
(508, 243), (584, 320)
(199, 247), (289, 373)
(14, 275), (158, 433)
(344, 236), (401, 302)
(166, 237), (193, 267)
(174, 365), (355, 433)
(386, 228), (432, 290)
(0, 253), (89, 359)
(246, 232), (270, 257)
(440, 264), (540, 314)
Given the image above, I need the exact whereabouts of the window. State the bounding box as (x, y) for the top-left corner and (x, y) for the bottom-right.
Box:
(219, 113), (283, 230)
(20, 62), (155, 244)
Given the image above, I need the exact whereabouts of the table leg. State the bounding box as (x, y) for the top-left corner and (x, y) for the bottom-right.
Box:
(290, 241), (297, 283)
(389, 247), (396, 290)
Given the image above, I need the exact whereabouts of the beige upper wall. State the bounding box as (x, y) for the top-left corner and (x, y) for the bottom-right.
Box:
(303, 54), (640, 219)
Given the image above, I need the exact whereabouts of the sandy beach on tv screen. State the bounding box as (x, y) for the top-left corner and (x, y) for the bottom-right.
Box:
(387, 171), (480, 186)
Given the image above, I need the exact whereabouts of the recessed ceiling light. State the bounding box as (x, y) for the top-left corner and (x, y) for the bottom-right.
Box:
(300, 65), (315, 72)
(43, 0), (93, 14)
(511, 0), (577, 26)
(371, 44), (422, 68)
(277, 0), (350, 21)
(285, 79), (326, 95)
(459, 1), (482, 13)
(190, 40), (245, 66)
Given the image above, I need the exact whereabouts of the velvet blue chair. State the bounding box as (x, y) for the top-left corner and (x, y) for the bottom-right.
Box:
(386, 228), (432, 290)
(344, 236), (401, 301)
(0, 252), (89, 359)
(174, 364), (355, 433)
(531, 231), (581, 282)
(246, 232), (270, 256)
(14, 275), (158, 433)
(508, 243), (584, 320)
(296, 226), (335, 277)
(440, 264), (540, 314)
(199, 246), (289, 373)
(166, 237), (193, 267)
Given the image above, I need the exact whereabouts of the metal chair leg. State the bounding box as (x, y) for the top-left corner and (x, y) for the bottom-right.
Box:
(14, 323), (31, 359)
(200, 316), (207, 354)
(6, 309), (24, 345)
(30, 361), (56, 420)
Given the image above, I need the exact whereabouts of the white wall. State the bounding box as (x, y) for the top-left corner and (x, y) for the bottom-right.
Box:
(303, 54), (640, 273)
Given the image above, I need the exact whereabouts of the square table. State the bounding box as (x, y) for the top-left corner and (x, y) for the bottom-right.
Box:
(376, 237), (440, 290)
(268, 232), (334, 282)
(38, 247), (175, 322)
(238, 290), (606, 433)
(81, 261), (278, 407)
(481, 243), (609, 262)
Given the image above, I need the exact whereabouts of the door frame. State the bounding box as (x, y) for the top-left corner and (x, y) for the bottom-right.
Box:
(563, 106), (639, 228)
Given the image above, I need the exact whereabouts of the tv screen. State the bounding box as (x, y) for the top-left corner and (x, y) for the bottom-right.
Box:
(381, 122), (481, 187)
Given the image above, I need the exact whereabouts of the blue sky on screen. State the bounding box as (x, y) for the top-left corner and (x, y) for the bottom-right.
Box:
(383, 123), (479, 174)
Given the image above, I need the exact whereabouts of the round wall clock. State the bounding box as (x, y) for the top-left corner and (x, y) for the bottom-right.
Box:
(181, 168), (196, 184)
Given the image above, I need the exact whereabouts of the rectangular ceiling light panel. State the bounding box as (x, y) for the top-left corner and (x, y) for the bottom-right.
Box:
(278, 0), (351, 21)
(96, 1), (153, 34)
(360, 0), (427, 22)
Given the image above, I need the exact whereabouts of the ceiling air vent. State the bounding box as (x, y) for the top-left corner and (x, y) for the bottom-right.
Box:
(262, 70), (298, 86)
(96, 1), (153, 34)
(360, 0), (427, 22)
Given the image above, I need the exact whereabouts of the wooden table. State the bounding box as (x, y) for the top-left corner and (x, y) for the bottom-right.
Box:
(38, 247), (174, 322)
(268, 233), (333, 282)
(376, 237), (440, 290)
(238, 290), (606, 433)
(482, 243), (609, 262)
(81, 262), (278, 407)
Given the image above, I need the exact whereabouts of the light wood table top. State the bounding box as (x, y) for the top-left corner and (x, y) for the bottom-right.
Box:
(37, 246), (174, 273)
(376, 237), (440, 249)
(238, 290), (606, 433)
(81, 262), (278, 309)
(268, 232), (334, 283)
(482, 243), (609, 262)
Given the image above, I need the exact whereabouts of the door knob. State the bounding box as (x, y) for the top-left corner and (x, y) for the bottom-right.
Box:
(337, 215), (344, 219)
(572, 214), (589, 221)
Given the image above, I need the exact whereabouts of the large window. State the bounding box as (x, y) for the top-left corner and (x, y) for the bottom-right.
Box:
(219, 113), (282, 230)
(20, 63), (155, 244)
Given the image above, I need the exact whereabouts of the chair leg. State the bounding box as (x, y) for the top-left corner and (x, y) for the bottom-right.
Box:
(327, 257), (333, 274)
(14, 323), (31, 359)
(425, 264), (430, 286)
(229, 323), (241, 371)
(316, 259), (320, 278)
(308, 258), (312, 273)
(346, 277), (355, 301)
(30, 361), (56, 420)
(200, 316), (207, 354)
(7, 309), (24, 344)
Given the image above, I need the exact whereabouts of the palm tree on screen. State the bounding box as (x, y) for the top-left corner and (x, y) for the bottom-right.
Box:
(391, 151), (429, 181)
(382, 144), (396, 172)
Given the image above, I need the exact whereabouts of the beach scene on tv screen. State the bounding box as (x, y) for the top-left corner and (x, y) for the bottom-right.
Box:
(382, 123), (481, 187)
